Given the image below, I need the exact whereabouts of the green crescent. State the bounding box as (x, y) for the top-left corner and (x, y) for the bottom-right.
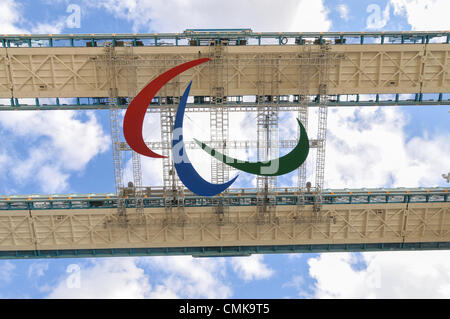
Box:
(194, 118), (309, 176)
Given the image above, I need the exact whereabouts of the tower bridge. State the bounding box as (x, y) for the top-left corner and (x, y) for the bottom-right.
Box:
(0, 29), (448, 258)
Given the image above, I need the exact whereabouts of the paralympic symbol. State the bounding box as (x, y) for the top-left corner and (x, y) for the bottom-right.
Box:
(123, 58), (309, 196)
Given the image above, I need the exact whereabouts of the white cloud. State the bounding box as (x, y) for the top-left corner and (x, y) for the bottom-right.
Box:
(28, 262), (49, 279)
(366, 3), (390, 29)
(48, 258), (151, 298)
(289, 0), (331, 32)
(230, 255), (274, 281)
(0, 4), (87, 194)
(0, 111), (109, 193)
(36, 165), (70, 193)
(0, 261), (15, 283)
(0, 151), (10, 175)
(47, 256), (232, 299)
(0, 0), (27, 34)
(0, 0), (67, 35)
(391, 0), (450, 30)
(32, 18), (68, 34)
(306, 251), (450, 298)
(85, 0), (331, 33)
(282, 274), (314, 298)
(143, 256), (232, 298)
(325, 106), (450, 188)
(337, 4), (350, 21)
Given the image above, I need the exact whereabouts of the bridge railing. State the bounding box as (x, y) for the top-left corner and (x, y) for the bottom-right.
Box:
(0, 30), (449, 48)
(0, 188), (447, 210)
(2, 93), (450, 111)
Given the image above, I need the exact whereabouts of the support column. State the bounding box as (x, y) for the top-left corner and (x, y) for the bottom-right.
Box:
(297, 45), (312, 210)
(125, 44), (144, 214)
(314, 42), (332, 213)
(104, 44), (127, 220)
(256, 54), (279, 222)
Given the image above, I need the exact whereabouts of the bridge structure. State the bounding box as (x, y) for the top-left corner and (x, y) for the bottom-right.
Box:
(0, 29), (448, 259)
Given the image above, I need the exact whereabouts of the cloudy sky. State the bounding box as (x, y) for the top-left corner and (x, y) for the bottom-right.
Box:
(0, 0), (449, 298)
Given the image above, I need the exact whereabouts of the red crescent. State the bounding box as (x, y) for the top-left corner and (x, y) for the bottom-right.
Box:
(123, 58), (210, 158)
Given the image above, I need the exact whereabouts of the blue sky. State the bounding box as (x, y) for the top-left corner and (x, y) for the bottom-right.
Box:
(0, 0), (449, 298)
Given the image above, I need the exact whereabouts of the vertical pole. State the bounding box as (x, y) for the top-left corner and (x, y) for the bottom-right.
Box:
(104, 44), (127, 220)
(297, 44), (311, 209)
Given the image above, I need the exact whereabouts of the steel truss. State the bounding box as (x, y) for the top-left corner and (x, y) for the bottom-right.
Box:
(314, 42), (332, 213)
(0, 202), (447, 258)
(123, 45), (145, 215)
(160, 105), (185, 216)
(254, 52), (280, 221)
(109, 40), (334, 222)
(1, 30), (448, 49)
(209, 43), (230, 186)
(0, 31), (448, 257)
(3, 98), (450, 111)
(119, 139), (319, 151)
(297, 45), (312, 210)
(2, 44), (449, 99)
(103, 44), (127, 221)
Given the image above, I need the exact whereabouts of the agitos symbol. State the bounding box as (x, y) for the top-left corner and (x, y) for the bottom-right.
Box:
(123, 58), (309, 197)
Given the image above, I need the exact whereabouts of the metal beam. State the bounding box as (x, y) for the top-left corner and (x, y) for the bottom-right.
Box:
(0, 30), (448, 47)
(2, 241), (450, 260)
(1, 99), (449, 111)
(0, 201), (447, 258)
(1, 44), (449, 99)
(1, 188), (447, 208)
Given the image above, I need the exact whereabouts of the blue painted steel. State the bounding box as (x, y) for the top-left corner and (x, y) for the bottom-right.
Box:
(1, 30), (449, 48)
(0, 188), (448, 210)
(0, 241), (449, 260)
(2, 94), (450, 111)
(185, 28), (252, 32)
(172, 82), (238, 196)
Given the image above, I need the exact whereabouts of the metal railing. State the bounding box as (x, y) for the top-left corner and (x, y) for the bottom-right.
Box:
(1, 187), (447, 210)
(0, 30), (449, 48)
(2, 93), (449, 111)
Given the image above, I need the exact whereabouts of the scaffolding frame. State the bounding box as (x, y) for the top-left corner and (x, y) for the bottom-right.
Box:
(297, 45), (313, 210)
(99, 41), (335, 227)
(209, 42), (231, 223)
(209, 43), (230, 186)
(254, 53), (280, 222)
(123, 44), (145, 215)
(104, 44), (127, 220)
(314, 42), (332, 213)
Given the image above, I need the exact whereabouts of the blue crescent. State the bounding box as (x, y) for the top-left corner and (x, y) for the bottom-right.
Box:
(172, 81), (239, 196)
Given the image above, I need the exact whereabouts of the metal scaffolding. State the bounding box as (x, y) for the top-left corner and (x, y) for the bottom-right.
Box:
(314, 42), (332, 213)
(101, 39), (333, 225)
(124, 44), (145, 214)
(256, 105), (279, 214)
(255, 54), (280, 220)
(208, 43), (231, 224)
(160, 103), (185, 215)
(209, 43), (230, 186)
(297, 45), (313, 210)
(0, 30), (448, 258)
(104, 44), (127, 219)
(120, 139), (316, 151)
